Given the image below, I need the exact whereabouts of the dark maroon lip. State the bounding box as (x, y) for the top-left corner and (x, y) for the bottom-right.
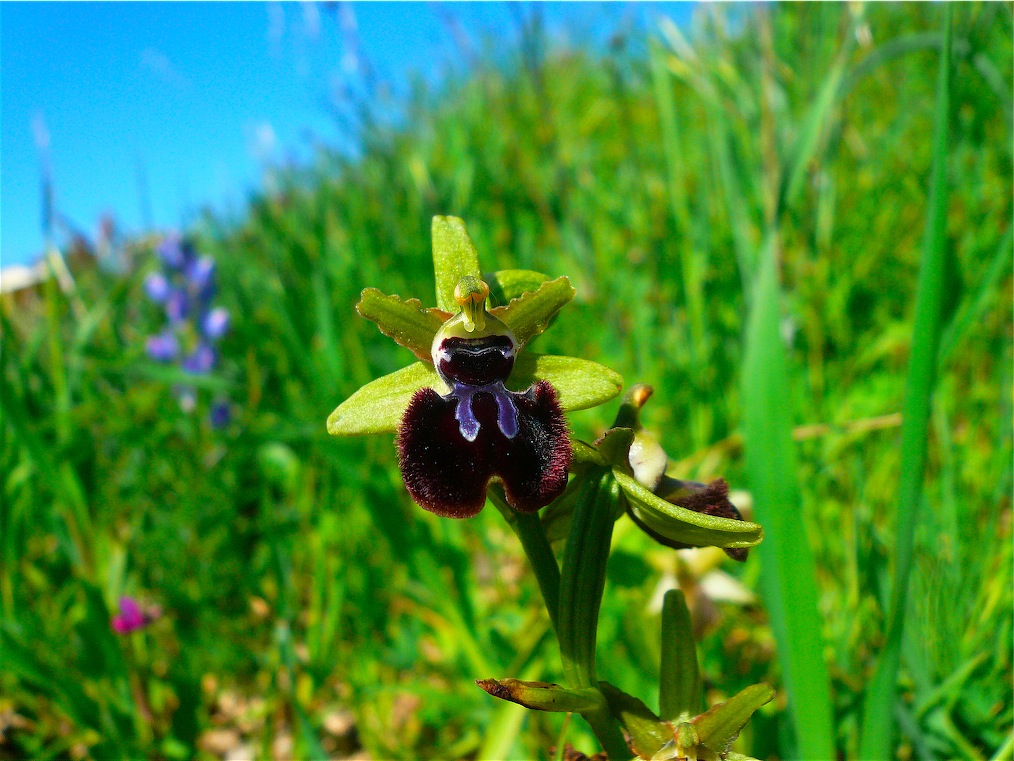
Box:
(397, 380), (571, 517)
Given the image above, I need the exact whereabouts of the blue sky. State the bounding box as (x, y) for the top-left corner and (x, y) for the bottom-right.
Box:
(2, 2), (692, 267)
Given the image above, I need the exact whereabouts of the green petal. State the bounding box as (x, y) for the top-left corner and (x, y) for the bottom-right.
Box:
(692, 683), (774, 756)
(326, 362), (447, 436)
(485, 269), (551, 306)
(493, 276), (576, 347)
(508, 353), (622, 412)
(613, 470), (763, 549)
(432, 216), (481, 313)
(356, 288), (446, 361)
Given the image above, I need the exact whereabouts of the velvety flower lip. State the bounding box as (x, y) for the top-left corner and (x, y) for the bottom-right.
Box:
(398, 380), (571, 517)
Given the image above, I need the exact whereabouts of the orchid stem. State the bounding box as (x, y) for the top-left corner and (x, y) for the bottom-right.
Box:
(491, 491), (561, 633)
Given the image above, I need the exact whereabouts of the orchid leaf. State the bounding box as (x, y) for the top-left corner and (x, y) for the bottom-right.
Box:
(485, 269), (551, 306)
(659, 589), (701, 721)
(356, 288), (448, 361)
(509, 353), (622, 412)
(614, 470), (763, 549)
(326, 362), (447, 436)
(475, 678), (604, 713)
(492, 276), (576, 346)
(432, 216), (482, 313)
(692, 683), (774, 757)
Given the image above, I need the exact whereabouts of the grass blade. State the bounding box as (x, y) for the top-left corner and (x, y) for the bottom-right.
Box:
(742, 234), (836, 759)
(859, 7), (954, 758)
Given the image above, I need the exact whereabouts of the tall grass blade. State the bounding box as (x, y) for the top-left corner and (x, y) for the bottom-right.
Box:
(742, 234), (836, 760)
(650, 40), (707, 364)
(859, 7), (954, 758)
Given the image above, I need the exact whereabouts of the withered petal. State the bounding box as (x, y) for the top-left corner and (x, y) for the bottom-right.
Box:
(397, 381), (571, 517)
(640, 477), (750, 562)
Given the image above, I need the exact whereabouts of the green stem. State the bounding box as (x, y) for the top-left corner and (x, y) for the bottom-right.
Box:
(581, 704), (632, 761)
(559, 469), (630, 759)
(494, 474), (629, 759)
(490, 491), (561, 633)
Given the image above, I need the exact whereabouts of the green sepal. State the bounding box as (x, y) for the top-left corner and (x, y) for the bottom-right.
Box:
(475, 678), (605, 713)
(509, 353), (622, 412)
(692, 683), (775, 757)
(614, 471), (763, 550)
(596, 427), (634, 471)
(432, 216), (482, 313)
(326, 362), (447, 436)
(356, 288), (447, 361)
(492, 276), (576, 347)
(485, 269), (550, 307)
(598, 681), (673, 760)
(659, 590), (701, 721)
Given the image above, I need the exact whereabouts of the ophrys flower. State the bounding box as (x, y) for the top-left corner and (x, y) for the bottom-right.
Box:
(327, 216), (623, 518)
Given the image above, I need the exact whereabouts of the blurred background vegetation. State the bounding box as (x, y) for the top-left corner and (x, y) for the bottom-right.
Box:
(1, 3), (1011, 760)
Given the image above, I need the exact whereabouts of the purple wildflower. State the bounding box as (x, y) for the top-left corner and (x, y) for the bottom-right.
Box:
(186, 256), (216, 299)
(146, 331), (179, 362)
(146, 234), (233, 421)
(183, 343), (217, 374)
(210, 400), (231, 428)
(156, 235), (187, 270)
(111, 596), (158, 634)
(202, 307), (230, 341)
(165, 288), (190, 325)
(144, 272), (171, 303)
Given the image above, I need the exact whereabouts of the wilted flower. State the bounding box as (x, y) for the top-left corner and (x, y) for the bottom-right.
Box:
(111, 596), (160, 635)
(328, 216), (622, 518)
(612, 384), (754, 562)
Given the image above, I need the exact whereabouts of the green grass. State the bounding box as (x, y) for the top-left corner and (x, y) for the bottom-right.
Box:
(2, 4), (1011, 760)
